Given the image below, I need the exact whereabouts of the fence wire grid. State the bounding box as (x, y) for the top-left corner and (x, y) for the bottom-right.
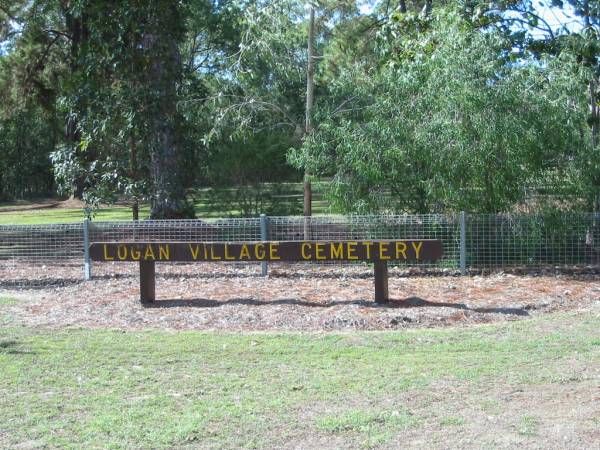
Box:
(0, 213), (598, 288)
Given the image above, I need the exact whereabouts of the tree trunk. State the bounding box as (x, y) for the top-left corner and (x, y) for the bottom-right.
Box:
(129, 135), (139, 220)
(64, 5), (87, 199)
(132, 201), (139, 221)
(149, 114), (190, 219)
(424, 0), (432, 16)
(590, 77), (597, 150)
(141, 4), (193, 220)
(590, 77), (600, 213)
(303, 3), (315, 232)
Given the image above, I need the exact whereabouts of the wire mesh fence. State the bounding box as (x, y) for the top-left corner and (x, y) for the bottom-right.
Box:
(0, 223), (84, 289)
(267, 214), (459, 268)
(0, 223), (83, 261)
(88, 218), (262, 243)
(0, 212), (598, 289)
(466, 213), (600, 268)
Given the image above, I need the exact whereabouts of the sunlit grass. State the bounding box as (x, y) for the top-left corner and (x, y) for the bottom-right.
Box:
(0, 306), (598, 448)
(0, 183), (334, 224)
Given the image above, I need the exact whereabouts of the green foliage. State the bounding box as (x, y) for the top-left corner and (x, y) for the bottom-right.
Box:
(200, 183), (303, 217)
(203, 131), (299, 186)
(0, 0), (65, 200)
(195, 0), (364, 192)
(290, 8), (593, 213)
(0, 106), (55, 200)
(193, 0), (303, 142)
(0, 1), (205, 217)
(1, 1), (599, 215)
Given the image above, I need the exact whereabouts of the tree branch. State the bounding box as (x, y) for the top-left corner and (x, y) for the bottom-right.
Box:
(25, 34), (61, 84)
(43, 29), (72, 41)
(0, 4), (21, 23)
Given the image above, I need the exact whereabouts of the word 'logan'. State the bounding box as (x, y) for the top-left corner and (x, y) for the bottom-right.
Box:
(89, 240), (443, 262)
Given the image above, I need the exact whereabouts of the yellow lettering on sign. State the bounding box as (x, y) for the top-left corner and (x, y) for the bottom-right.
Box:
(117, 245), (128, 260)
(315, 243), (325, 260)
(203, 244), (208, 259)
(189, 244), (200, 260)
(362, 241), (373, 259)
(411, 241), (423, 260)
(144, 245), (156, 260)
(301, 243), (312, 260)
(159, 245), (170, 260)
(254, 243), (266, 260)
(269, 243), (281, 260)
(395, 241), (407, 259)
(130, 247), (141, 260)
(347, 242), (358, 260)
(330, 242), (344, 259)
(239, 244), (250, 260)
(103, 244), (114, 261)
(379, 242), (391, 260)
(210, 246), (221, 260)
(224, 244), (235, 260)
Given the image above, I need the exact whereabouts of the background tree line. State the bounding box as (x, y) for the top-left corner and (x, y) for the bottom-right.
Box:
(0, 0), (598, 217)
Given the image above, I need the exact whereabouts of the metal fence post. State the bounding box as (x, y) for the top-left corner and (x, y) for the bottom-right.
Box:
(83, 218), (92, 281)
(459, 211), (467, 275)
(260, 213), (269, 276)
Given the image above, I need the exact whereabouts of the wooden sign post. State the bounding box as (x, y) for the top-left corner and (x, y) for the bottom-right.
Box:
(139, 261), (156, 303)
(374, 260), (389, 303)
(90, 240), (443, 304)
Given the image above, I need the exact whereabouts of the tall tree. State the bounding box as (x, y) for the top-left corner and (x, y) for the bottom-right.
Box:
(138, 1), (192, 219)
(290, 7), (590, 213)
(558, 0), (600, 211)
(304, 2), (316, 221)
(1, 0), (195, 218)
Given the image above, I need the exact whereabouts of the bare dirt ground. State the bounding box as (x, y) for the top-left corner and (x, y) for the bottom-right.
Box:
(0, 198), (62, 212)
(1, 261), (599, 331)
(0, 197), (95, 212)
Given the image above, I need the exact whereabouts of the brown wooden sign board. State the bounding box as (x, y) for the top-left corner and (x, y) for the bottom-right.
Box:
(90, 240), (443, 262)
(89, 240), (443, 304)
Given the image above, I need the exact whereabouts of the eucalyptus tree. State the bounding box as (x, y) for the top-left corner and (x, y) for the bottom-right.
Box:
(483, 0), (600, 210)
(554, 0), (600, 210)
(0, 1), (205, 218)
(199, 0), (365, 189)
(289, 7), (589, 213)
(71, 1), (196, 219)
(0, 0), (68, 199)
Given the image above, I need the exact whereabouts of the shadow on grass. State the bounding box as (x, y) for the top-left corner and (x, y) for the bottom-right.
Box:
(145, 296), (530, 316)
(0, 340), (35, 355)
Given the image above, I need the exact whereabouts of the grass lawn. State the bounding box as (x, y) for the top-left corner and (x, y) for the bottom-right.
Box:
(0, 206), (144, 225)
(0, 302), (598, 449)
(0, 183), (332, 225)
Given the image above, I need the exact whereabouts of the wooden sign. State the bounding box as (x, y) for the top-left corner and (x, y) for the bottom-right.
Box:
(89, 240), (443, 262)
(88, 240), (443, 305)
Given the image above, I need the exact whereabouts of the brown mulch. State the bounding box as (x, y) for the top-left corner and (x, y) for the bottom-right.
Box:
(1, 261), (599, 331)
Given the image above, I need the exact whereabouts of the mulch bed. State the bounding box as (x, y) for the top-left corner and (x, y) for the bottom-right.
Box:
(1, 261), (599, 331)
